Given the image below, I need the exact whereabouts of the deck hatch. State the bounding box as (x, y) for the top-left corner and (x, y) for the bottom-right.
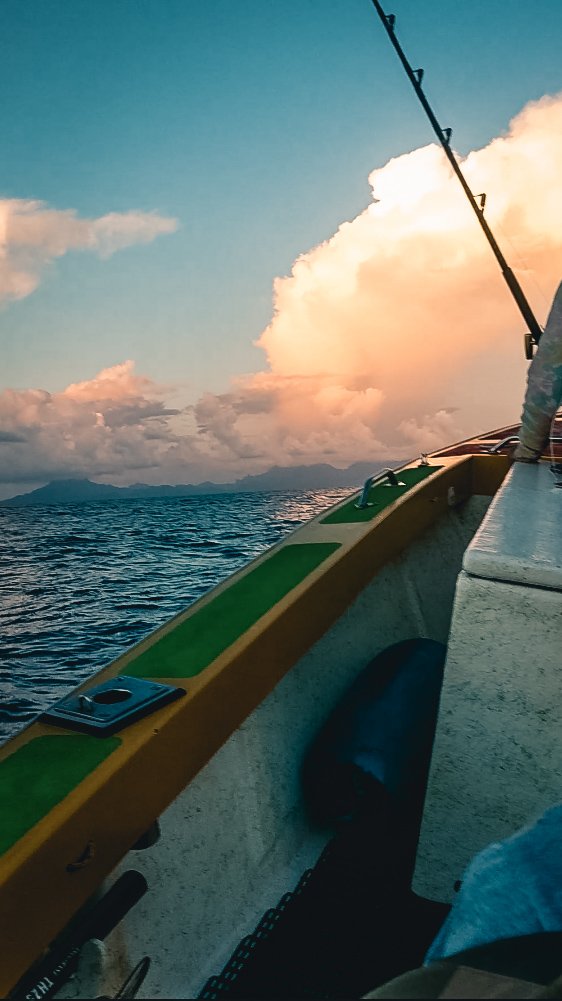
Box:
(320, 466), (443, 524)
(127, 542), (341, 680)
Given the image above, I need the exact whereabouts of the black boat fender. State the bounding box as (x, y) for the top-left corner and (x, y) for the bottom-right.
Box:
(302, 638), (447, 827)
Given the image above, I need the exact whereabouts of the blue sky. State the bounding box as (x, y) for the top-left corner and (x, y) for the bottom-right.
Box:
(2, 0), (562, 494)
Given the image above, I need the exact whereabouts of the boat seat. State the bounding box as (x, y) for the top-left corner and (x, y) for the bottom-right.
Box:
(413, 462), (562, 902)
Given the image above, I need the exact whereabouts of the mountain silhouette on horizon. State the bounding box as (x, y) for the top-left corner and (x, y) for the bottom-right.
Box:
(0, 461), (398, 506)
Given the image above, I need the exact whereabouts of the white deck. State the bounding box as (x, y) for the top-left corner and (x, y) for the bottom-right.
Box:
(414, 463), (562, 901)
(464, 462), (562, 589)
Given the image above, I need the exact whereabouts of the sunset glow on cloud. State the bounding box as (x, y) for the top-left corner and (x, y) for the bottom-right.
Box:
(0, 361), (181, 485)
(236, 94), (562, 463)
(2, 94), (562, 490)
(0, 199), (178, 303)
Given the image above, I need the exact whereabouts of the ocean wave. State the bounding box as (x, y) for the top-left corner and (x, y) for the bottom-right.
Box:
(0, 488), (350, 745)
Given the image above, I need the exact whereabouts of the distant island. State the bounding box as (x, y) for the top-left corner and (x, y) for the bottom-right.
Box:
(0, 461), (398, 506)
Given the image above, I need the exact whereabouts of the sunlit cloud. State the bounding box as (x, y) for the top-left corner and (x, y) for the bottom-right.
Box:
(195, 93), (562, 463)
(0, 361), (269, 491)
(0, 199), (178, 303)
(399, 409), (460, 453)
(2, 94), (562, 492)
(0, 362), (182, 484)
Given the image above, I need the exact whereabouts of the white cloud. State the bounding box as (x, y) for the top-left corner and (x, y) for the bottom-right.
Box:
(3, 94), (562, 490)
(0, 362), (181, 484)
(193, 93), (562, 464)
(0, 198), (178, 303)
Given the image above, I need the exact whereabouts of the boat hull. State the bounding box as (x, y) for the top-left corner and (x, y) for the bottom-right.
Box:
(0, 449), (510, 996)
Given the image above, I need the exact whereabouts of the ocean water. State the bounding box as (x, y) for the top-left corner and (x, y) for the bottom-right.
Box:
(0, 488), (350, 745)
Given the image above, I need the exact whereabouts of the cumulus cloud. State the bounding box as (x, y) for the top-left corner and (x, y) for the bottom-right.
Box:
(193, 93), (562, 464)
(3, 94), (562, 491)
(0, 199), (178, 302)
(399, 409), (460, 453)
(0, 360), (269, 491)
(0, 361), (183, 484)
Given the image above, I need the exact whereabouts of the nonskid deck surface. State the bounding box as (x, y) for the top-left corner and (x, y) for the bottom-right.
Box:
(200, 809), (449, 1001)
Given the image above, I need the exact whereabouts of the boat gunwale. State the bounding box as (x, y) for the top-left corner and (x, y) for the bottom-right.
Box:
(0, 451), (509, 996)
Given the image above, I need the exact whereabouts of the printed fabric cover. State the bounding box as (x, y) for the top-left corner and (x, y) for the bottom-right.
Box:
(515, 281), (562, 460)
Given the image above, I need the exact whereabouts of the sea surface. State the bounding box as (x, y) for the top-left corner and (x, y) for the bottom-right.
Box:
(0, 488), (350, 745)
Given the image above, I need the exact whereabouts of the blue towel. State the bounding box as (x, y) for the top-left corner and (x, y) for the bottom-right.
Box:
(425, 803), (562, 963)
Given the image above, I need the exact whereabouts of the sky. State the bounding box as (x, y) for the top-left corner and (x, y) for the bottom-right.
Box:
(2, 0), (562, 498)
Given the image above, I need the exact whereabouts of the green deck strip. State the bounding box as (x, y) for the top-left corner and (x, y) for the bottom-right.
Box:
(320, 466), (443, 524)
(0, 734), (120, 856)
(128, 542), (341, 679)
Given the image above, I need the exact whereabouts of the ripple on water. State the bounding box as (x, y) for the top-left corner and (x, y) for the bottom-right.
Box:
(0, 488), (350, 744)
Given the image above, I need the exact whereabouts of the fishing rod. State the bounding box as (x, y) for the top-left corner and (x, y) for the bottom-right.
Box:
(370, 0), (542, 357)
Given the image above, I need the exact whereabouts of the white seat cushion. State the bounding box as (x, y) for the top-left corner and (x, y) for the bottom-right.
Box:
(464, 462), (562, 591)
